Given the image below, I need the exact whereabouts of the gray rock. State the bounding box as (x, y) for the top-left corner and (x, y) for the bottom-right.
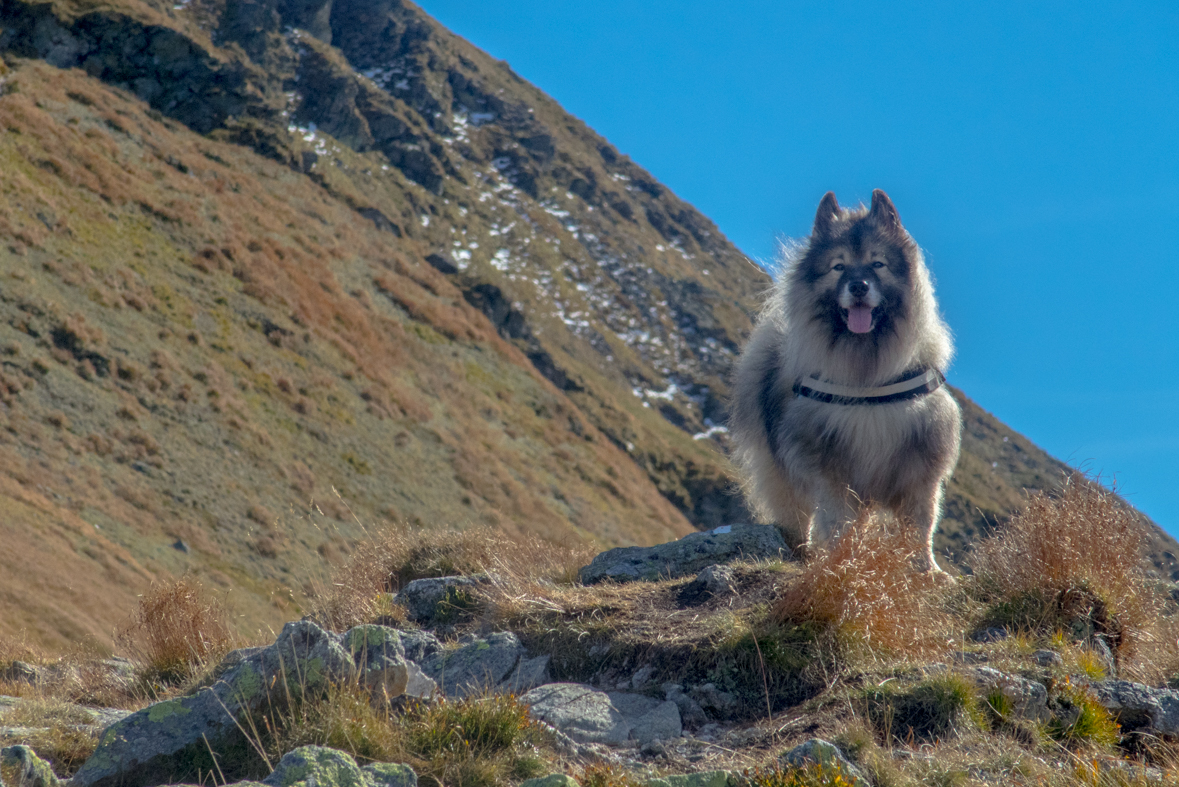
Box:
(677, 565), (737, 606)
(971, 667), (1049, 722)
(72, 621), (355, 787)
(780, 739), (869, 787)
(1, 745), (60, 787)
(1033, 649), (1063, 667)
(392, 630), (444, 664)
(970, 626), (1009, 643)
(631, 665), (656, 690)
(519, 776), (579, 787)
(647, 772), (732, 787)
(500, 655), (551, 695)
(395, 576), (484, 624)
(342, 625), (410, 698)
(688, 683), (737, 717)
(1088, 680), (1179, 735)
(663, 683), (708, 727)
(420, 632), (531, 698)
(522, 683), (631, 746)
(262, 745), (363, 787)
(579, 525), (788, 585)
(607, 692), (681, 744)
(361, 762), (417, 787)
(403, 662), (438, 700)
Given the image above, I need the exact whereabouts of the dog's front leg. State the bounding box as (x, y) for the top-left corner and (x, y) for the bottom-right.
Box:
(808, 485), (858, 549)
(897, 483), (949, 576)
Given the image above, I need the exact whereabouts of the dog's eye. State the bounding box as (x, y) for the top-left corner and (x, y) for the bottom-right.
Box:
(872, 261), (885, 269)
(832, 264), (845, 272)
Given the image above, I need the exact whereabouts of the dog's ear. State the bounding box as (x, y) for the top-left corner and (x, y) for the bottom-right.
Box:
(813, 192), (841, 238)
(869, 189), (902, 233)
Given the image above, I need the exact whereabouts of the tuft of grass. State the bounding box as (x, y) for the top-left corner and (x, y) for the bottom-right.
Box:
(1047, 682), (1120, 751)
(309, 526), (594, 631)
(969, 474), (1160, 664)
(0, 697), (100, 775)
(244, 681), (547, 787)
(862, 674), (984, 745)
(581, 763), (643, 787)
(117, 576), (233, 689)
(773, 514), (951, 658)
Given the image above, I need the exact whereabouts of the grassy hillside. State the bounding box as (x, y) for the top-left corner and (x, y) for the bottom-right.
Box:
(1, 0), (1174, 650)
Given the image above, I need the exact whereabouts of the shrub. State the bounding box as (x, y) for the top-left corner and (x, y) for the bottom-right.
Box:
(118, 576), (233, 687)
(969, 474), (1160, 662)
(773, 513), (951, 657)
(862, 674), (984, 744)
(1047, 682), (1120, 751)
(247, 684), (546, 787)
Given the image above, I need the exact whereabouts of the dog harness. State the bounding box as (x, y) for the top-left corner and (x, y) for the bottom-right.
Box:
(793, 367), (946, 405)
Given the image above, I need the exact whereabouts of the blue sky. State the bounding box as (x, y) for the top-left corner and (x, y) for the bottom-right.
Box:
(418, 1), (1179, 535)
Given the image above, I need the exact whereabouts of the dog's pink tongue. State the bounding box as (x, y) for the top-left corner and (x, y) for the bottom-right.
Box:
(847, 306), (873, 333)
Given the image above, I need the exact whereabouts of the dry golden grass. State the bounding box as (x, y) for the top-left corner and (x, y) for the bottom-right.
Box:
(969, 474), (1169, 671)
(117, 576), (233, 686)
(772, 514), (952, 658)
(308, 525), (595, 631)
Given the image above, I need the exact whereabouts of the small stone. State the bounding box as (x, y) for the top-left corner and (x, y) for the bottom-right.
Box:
(677, 565), (737, 606)
(631, 665), (656, 689)
(970, 626), (1009, 643)
(1033, 649), (1063, 667)
(172, 539), (190, 553)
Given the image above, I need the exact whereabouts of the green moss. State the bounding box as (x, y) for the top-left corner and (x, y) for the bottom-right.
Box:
(146, 698), (193, 723)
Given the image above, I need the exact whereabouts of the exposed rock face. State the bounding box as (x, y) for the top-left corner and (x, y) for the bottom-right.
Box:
(579, 524), (788, 584)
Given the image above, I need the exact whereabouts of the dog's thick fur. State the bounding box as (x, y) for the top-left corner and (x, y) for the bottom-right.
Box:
(730, 190), (962, 573)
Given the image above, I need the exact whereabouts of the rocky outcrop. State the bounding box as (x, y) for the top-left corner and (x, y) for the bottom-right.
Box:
(579, 524), (788, 584)
(420, 632), (550, 699)
(71, 622), (406, 787)
(1088, 680), (1179, 735)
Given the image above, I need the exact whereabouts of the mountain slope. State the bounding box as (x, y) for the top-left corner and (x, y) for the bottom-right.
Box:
(1, 0), (1173, 649)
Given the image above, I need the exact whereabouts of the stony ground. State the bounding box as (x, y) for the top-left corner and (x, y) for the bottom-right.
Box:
(4, 488), (1179, 787)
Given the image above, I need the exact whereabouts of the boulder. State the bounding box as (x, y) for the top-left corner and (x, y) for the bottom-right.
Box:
(579, 525), (788, 585)
(521, 683), (683, 746)
(606, 693), (681, 744)
(361, 762), (417, 787)
(71, 621), (406, 787)
(420, 632), (547, 698)
(1032, 649), (1063, 667)
(780, 739), (869, 787)
(262, 746), (363, 787)
(1088, 680), (1179, 735)
(342, 625), (410, 699)
(521, 684), (630, 746)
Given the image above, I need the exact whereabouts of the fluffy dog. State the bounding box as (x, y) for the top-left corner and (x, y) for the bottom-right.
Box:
(730, 190), (961, 574)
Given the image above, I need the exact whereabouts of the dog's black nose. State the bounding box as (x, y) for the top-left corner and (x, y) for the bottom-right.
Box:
(848, 280), (870, 298)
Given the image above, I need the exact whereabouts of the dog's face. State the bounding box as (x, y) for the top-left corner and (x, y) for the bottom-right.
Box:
(795, 190), (920, 341)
